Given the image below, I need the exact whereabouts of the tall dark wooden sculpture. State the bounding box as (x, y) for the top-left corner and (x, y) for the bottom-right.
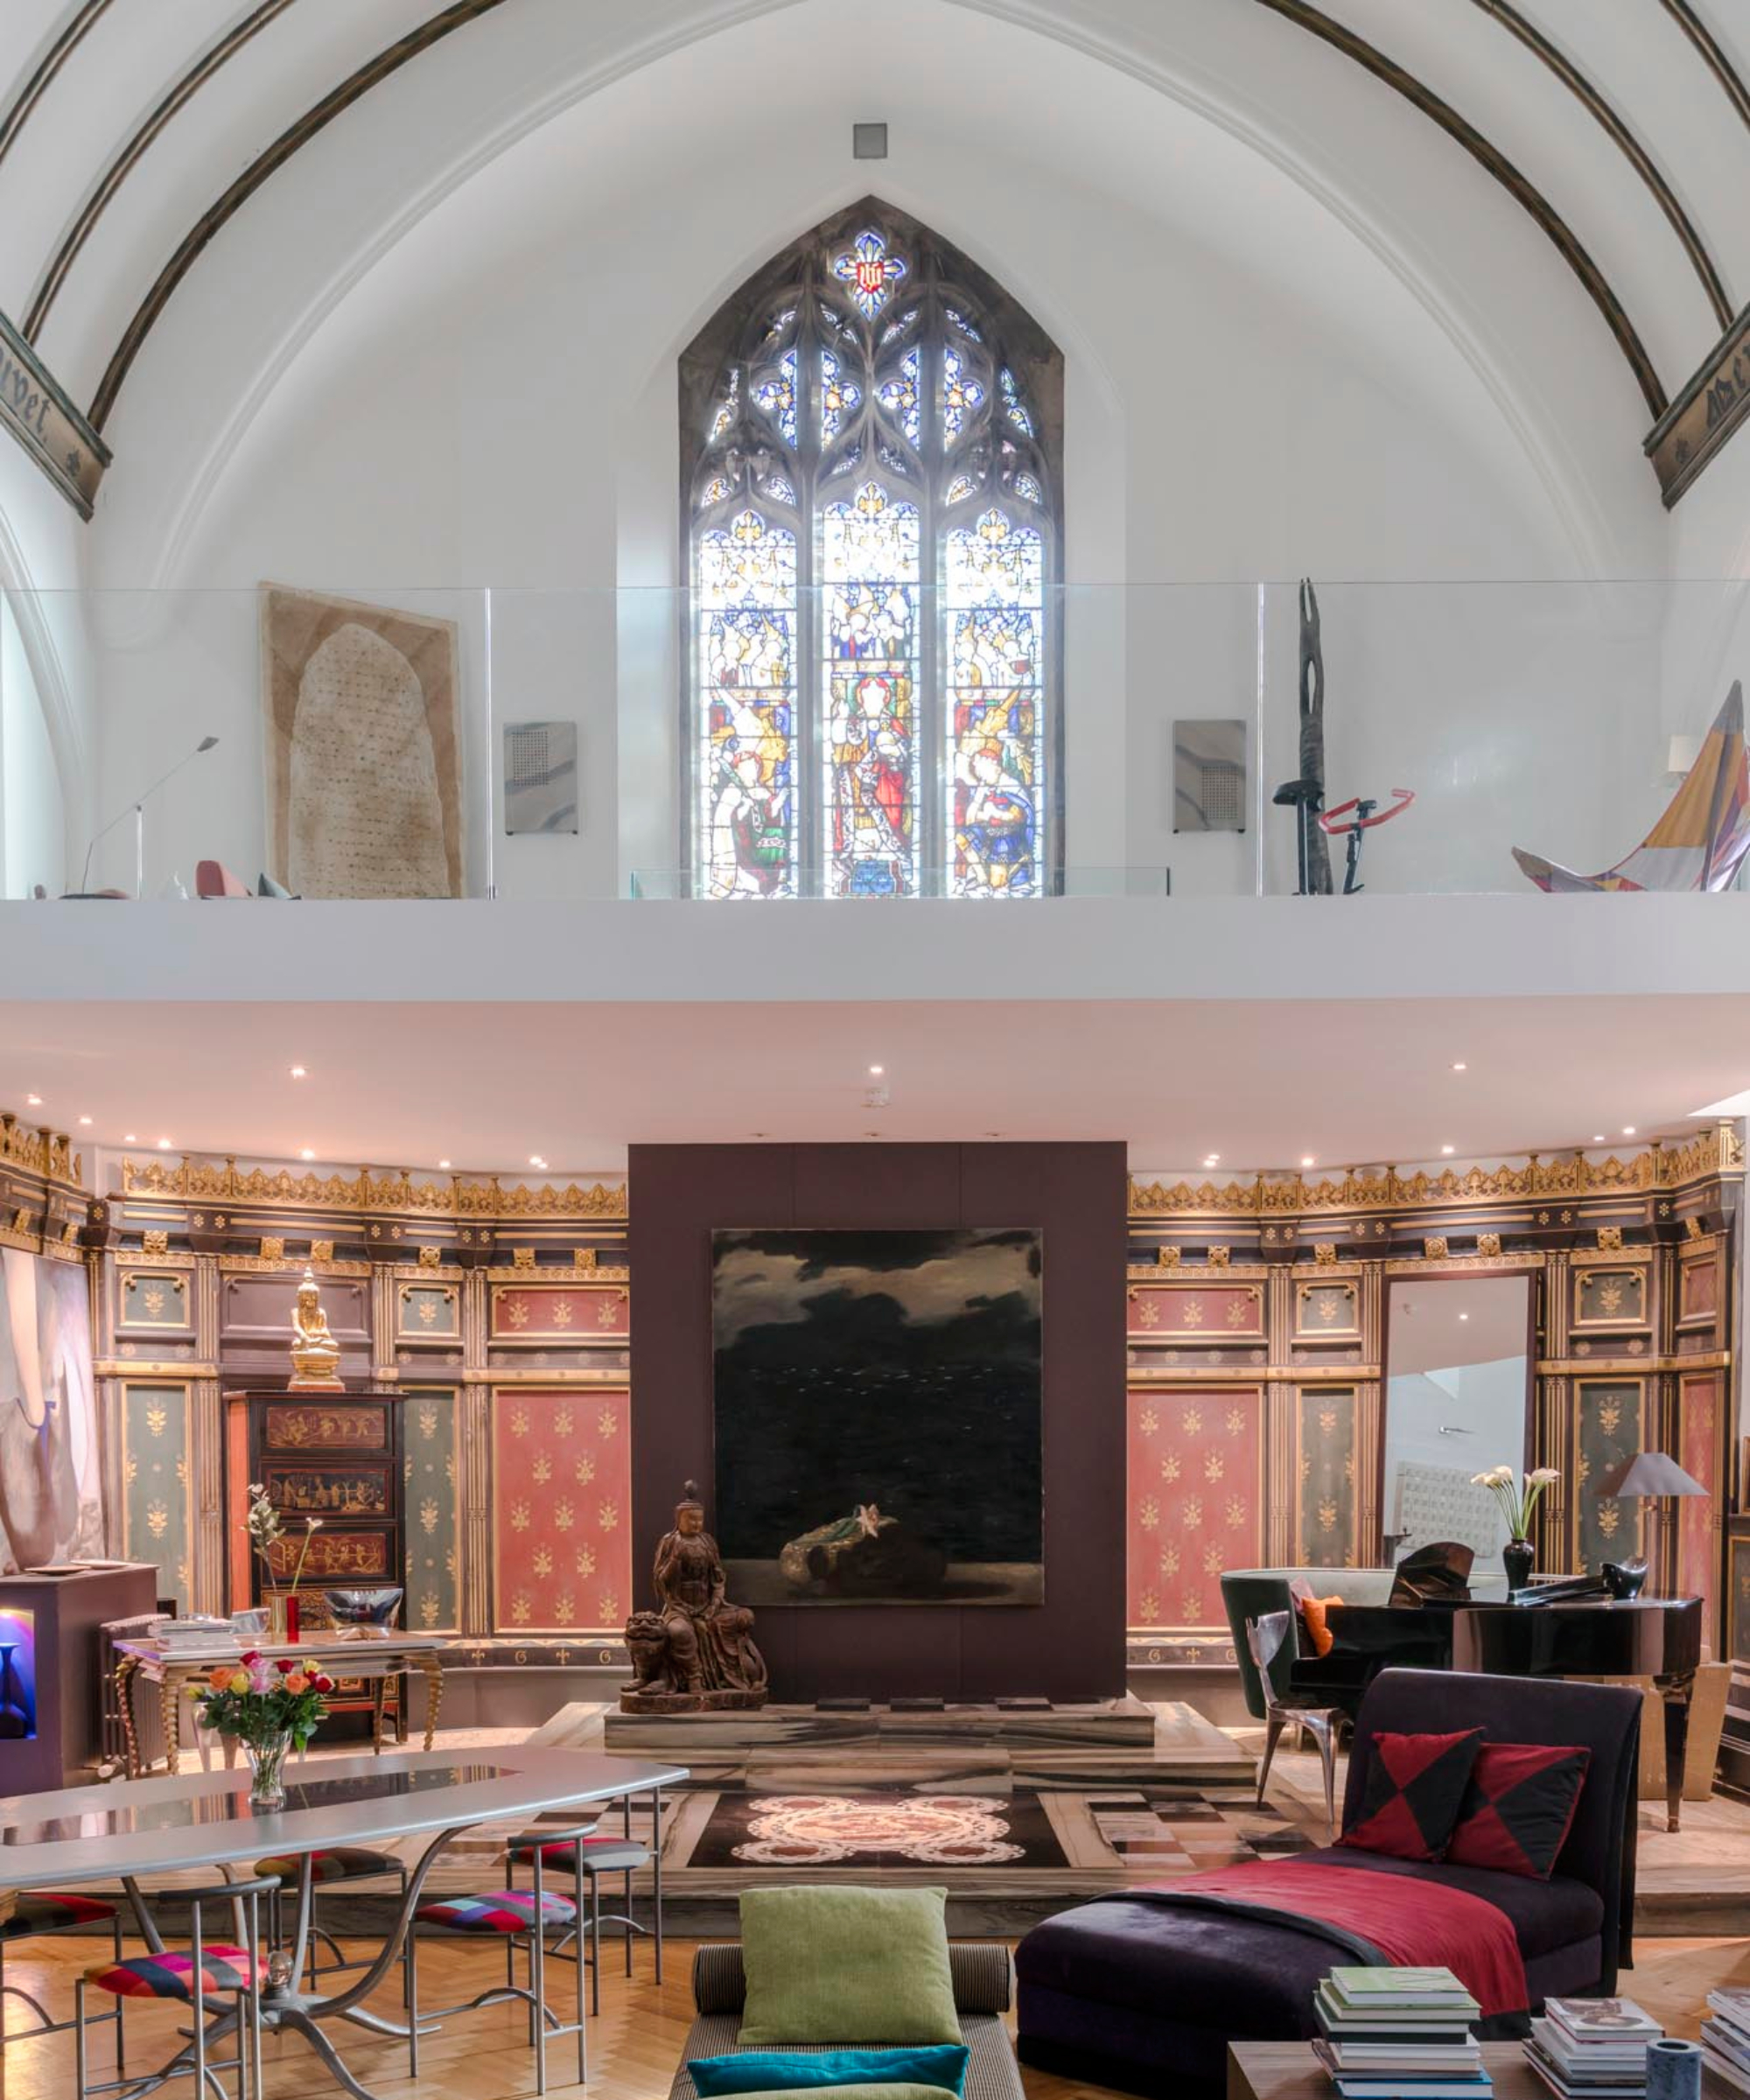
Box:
(620, 1480), (768, 1712)
(1271, 579), (1334, 895)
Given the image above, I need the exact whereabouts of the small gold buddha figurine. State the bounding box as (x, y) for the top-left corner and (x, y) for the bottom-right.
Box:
(288, 1268), (343, 1390)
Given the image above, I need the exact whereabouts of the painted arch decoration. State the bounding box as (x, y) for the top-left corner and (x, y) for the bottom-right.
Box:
(681, 198), (1063, 900)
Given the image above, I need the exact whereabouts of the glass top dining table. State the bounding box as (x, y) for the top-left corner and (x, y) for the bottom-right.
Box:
(0, 1746), (687, 2099)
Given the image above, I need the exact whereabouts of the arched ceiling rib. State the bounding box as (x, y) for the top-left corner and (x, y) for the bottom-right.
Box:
(0, 0), (1746, 532)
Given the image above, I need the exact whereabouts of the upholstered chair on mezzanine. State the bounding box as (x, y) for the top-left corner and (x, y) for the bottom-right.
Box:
(1246, 1611), (1346, 1837)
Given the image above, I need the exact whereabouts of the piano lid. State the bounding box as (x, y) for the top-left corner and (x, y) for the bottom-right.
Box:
(1388, 1540), (1474, 1608)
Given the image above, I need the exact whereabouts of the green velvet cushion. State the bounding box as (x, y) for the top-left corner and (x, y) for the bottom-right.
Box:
(737, 1886), (961, 2048)
(690, 2045), (967, 2093)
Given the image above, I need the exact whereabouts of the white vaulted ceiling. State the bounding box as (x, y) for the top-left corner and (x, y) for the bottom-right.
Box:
(1, 0), (1747, 580)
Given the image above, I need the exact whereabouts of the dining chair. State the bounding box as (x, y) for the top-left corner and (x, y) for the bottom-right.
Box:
(252, 1844), (410, 1992)
(74, 1876), (274, 2100)
(410, 1838), (586, 2093)
(1247, 1609), (1345, 1837)
(1, 1892), (126, 2063)
(504, 1821), (655, 2013)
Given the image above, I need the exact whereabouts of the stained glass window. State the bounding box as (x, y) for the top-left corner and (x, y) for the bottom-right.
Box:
(682, 200), (1061, 897)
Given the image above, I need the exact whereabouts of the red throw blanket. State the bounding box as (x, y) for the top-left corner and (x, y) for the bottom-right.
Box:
(1135, 1858), (1528, 2019)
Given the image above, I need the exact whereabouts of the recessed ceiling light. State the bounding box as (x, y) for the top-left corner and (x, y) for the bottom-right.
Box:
(24, 1094), (41, 1106)
(156, 1138), (172, 1150)
(438, 1159), (452, 1171)
(529, 1154), (544, 1167)
(289, 1066), (307, 1079)
(868, 1064), (884, 1075)
(1451, 1062), (1467, 1073)
(1441, 1144), (1455, 1156)
(77, 1115), (92, 1126)
(1621, 1125), (1636, 1136)
(1300, 1155), (1316, 1169)
(1592, 1134), (1606, 1144)
(299, 1148), (315, 1161)
(1459, 1312), (1470, 1321)
(122, 1133), (136, 1144)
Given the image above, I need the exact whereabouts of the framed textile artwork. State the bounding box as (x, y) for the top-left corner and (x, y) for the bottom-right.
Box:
(261, 584), (465, 899)
(711, 1227), (1043, 1606)
(0, 1250), (101, 1574)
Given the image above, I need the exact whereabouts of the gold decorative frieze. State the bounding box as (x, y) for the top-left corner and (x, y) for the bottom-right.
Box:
(512, 1248), (536, 1271)
(141, 1229), (170, 1256)
(0, 312), (108, 521)
(1646, 304), (1750, 508)
(1313, 1242), (1339, 1266)
(1477, 1232), (1502, 1258)
(0, 1115), (80, 1187)
(1596, 1226), (1624, 1252)
(1207, 1246), (1231, 1269)
(260, 1236), (285, 1262)
(1423, 1236), (1449, 1262)
(118, 1154), (627, 1222)
(311, 1240), (335, 1264)
(417, 1246), (441, 1269)
(1128, 1129), (1741, 1221)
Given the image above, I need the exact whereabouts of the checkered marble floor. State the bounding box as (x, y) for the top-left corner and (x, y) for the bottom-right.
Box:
(1082, 1786), (1315, 1872)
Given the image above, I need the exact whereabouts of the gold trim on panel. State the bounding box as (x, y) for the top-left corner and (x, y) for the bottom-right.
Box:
(396, 1278), (462, 1341)
(1571, 1264), (1649, 1333)
(1130, 1364), (1376, 1387)
(488, 1279), (630, 1342)
(1537, 1349), (1730, 1376)
(96, 1358), (218, 1377)
(119, 1154), (626, 1222)
(1126, 1279), (1265, 1341)
(1293, 1276), (1362, 1342)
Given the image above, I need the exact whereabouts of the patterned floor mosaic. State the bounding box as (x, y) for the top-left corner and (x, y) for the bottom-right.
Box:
(683, 1790), (1068, 1871)
(1082, 1786), (1315, 1872)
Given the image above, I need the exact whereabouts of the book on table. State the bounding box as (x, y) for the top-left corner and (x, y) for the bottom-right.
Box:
(1702, 1991), (1750, 2096)
(1542, 2001), (1662, 2042)
(1522, 1997), (1663, 2100)
(1316, 1968), (1490, 2099)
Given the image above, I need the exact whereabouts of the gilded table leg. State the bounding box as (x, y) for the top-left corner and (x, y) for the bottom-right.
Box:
(158, 1671), (182, 1778)
(116, 1657), (142, 1780)
(418, 1658), (443, 1750)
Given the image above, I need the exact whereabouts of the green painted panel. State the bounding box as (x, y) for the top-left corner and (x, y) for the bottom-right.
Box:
(1298, 1387), (1358, 1567)
(1576, 1380), (1645, 1572)
(401, 1285), (459, 1338)
(122, 1384), (191, 1611)
(402, 1388), (458, 1631)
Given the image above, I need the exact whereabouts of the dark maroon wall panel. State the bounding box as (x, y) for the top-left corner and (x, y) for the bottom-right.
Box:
(628, 1141), (1127, 1702)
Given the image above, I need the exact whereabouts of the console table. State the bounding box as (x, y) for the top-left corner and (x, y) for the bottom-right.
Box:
(113, 1632), (454, 1777)
(1231, 2042), (1542, 2100)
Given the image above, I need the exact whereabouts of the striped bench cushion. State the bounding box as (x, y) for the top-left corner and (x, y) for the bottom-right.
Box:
(85, 1948), (266, 2000)
(511, 1837), (649, 1873)
(417, 1890), (578, 1933)
(255, 1847), (397, 1883)
(7, 1891), (116, 1936)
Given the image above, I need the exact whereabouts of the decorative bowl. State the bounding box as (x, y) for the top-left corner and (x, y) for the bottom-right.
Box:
(322, 1586), (403, 1636)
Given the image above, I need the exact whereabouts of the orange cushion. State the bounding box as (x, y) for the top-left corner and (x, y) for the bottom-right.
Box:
(1298, 1594), (1342, 1656)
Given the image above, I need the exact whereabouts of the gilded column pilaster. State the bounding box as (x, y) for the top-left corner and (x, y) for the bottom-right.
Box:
(192, 1253), (223, 1613)
(1265, 1262), (1295, 1561)
(461, 1268), (491, 1634)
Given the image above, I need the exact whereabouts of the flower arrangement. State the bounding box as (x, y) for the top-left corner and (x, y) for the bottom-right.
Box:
(1471, 1463), (1559, 1542)
(244, 1481), (322, 1587)
(190, 1652), (334, 1804)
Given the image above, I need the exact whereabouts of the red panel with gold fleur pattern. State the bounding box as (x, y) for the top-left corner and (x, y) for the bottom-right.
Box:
(1677, 1371), (1720, 1629)
(1127, 1387), (1264, 1627)
(491, 1388), (633, 1631)
(1126, 1281), (1264, 1340)
(490, 1284), (630, 1342)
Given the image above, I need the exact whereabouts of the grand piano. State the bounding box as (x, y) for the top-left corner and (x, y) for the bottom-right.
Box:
(1288, 1543), (1703, 1830)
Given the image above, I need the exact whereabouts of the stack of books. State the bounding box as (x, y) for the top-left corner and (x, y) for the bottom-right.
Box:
(148, 1615), (242, 1658)
(1313, 1967), (1488, 2100)
(1526, 1998), (1663, 2099)
(1702, 1986), (1750, 2092)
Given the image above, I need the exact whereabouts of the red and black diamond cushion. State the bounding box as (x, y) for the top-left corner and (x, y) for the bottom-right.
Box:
(1444, 1740), (1591, 1880)
(1340, 1726), (1485, 1861)
(254, 1846), (396, 1884)
(84, 1948), (266, 2000)
(6, 1892), (117, 1936)
(416, 1889), (578, 1934)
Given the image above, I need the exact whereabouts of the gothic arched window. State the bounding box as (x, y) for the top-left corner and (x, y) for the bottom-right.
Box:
(681, 199), (1063, 899)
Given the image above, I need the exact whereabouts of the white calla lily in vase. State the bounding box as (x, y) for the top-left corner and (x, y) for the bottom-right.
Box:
(1471, 1463), (1559, 1541)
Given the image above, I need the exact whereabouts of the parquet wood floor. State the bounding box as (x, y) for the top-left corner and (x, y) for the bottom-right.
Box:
(2, 1934), (1746, 2100)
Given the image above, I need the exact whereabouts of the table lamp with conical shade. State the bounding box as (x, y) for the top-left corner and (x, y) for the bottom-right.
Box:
(1590, 1450), (1708, 1596)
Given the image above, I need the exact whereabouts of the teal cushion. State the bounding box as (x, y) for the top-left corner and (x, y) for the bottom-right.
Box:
(696, 2090), (956, 2100)
(689, 2047), (969, 2095)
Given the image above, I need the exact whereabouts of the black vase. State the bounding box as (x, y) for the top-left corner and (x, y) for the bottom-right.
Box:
(1502, 1537), (1535, 1592)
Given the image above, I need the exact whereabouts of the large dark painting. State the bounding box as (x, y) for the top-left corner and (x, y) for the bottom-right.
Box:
(712, 1227), (1043, 1606)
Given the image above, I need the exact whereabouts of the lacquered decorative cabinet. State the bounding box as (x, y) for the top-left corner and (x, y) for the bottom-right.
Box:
(225, 1390), (406, 1730)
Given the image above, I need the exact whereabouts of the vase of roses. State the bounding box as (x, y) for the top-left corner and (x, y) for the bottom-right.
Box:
(192, 1653), (334, 1806)
(1471, 1463), (1559, 1590)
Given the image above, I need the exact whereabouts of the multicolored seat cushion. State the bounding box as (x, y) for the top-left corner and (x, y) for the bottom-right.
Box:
(7, 1891), (117, 1935)
(84, 1948), (266, 2000)
(416, 1890), (578, 1933)
(509, 1835), (648, 1873)
(254, 1846), (397, 1884)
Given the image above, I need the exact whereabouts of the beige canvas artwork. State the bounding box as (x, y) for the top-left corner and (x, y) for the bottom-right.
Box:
(261, 584), (465, 898)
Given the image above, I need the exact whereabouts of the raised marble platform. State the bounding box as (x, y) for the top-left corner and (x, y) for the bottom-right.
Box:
(604, 1694), (1162, 1755)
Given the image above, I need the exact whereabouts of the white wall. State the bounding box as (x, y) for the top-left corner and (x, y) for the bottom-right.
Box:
(1, 596), (63, 898)
(63, 0), (1614, 904)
